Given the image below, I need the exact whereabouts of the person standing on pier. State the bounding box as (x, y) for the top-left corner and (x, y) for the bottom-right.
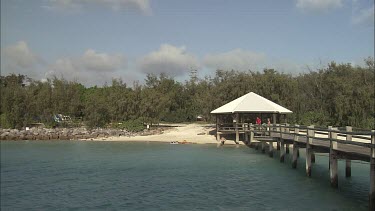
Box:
(256, 117), (261, 125)
(256, 117), (262, 132)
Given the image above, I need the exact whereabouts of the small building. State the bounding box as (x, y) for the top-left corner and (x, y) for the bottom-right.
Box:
(211, 92), (292, 142)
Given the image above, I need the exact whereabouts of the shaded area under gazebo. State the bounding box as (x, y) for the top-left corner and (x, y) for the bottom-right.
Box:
(210, 92), (293, 143)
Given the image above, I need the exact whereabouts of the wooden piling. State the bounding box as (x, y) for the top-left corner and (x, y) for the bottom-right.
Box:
(280, 124), (284, 140)
(369, 130), (375, 210)
(345, 126), (352, 178)
(245, 131), (249, 144)
(250, 124), (254, 145)
(235, 114), (239, 144)
(311, 152), (315, 163)
(261, 141), (266, 153)
(280, 139), (285, 162)
(277, 142), (280, 150)
(216, 115), (220, 141)
(261, 141), (265, 153)
(310, 127), (315, 163)
(285, 124), (290, 154)
(329, 126), (338, 188)
(292, 125), (299, 168)
(306, 125), (314, 177)
(268, 142), (273, 157)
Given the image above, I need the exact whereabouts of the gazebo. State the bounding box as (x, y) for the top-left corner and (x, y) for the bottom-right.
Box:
(211, 92), (292, 142)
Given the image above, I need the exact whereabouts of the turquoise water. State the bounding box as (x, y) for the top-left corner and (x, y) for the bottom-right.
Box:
(1, 141), (370, 210)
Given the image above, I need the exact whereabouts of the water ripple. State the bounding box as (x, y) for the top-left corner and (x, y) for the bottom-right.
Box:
(1, 141), (370, 210)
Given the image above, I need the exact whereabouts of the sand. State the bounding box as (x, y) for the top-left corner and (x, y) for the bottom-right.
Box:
(91, 123), (242, 145)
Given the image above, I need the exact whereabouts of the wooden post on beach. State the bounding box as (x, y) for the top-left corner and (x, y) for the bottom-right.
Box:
(306, 125), (314, 177)
(369, 130), (375, 210)
(345, 126), (352, 177)
(292, 125), (299, 168)
(329, 126), (338, 188)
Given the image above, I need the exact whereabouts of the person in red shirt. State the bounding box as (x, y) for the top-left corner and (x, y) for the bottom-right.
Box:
(256, 117), (261, 125)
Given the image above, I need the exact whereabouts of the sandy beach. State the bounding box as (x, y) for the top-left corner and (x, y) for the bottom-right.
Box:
(91, 123), (243, 145)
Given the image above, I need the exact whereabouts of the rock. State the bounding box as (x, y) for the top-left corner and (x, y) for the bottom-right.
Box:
(59, 135), (68, 140)
(25, 135), (34, 140)
(51, 135), (59, 140)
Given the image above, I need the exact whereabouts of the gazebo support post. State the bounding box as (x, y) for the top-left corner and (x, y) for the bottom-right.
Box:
(235, 113), (239, 144)
(216, 115), (219, 141)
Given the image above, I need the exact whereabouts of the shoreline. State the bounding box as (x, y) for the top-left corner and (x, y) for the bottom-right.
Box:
(0, 123), (244, 145)
(89, 123), (244, 145)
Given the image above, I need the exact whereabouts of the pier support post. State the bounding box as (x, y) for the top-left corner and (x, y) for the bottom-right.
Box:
(292, 125), (299, 168)
(268, 142), (273, 157)
(280, 139), (285, 162)
(285, 124), (290, 154)
(306, 125), (314, 177)
(250, 125), (254, 145)
(245, 132), (249, 144)
(310, 127), (315, 163)
(311, 152), (315, 163)
(369, 130), (375, 210)
(345, 126), (352, 178)
(216, 115), (220, 141)
(280, 124), (284, 140)
(235, 114), (239, 144)
(277, 142), (280, 150)
(346, 160), (351, 178)
(261, 142), (265, 153)
(329, 126), (338, 188)
(292, 142), (298, 168)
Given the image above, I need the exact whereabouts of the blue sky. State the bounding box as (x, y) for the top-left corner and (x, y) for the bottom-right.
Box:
(1, 0), (374, 86)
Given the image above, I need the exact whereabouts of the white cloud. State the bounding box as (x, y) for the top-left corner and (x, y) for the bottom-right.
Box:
(203, 49), (266, 71)
(45, 0), (151, 14)
(351, 4), (374, 26)
(80, 49), (124, 72)
(137, 44), (199, 77)
(296, 0), (343, 12)
(1, 41), (43, 78)
(47, 49), (127, 86)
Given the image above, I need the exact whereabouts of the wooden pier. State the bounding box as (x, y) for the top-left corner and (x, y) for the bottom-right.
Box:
(216, 123), (375, 210)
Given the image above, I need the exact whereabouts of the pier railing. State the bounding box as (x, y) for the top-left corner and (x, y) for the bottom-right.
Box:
(217, 123), (375, 209)
(217, 123), (374, 149)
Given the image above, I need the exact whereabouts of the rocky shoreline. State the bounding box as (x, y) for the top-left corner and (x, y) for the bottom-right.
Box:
(0, 127), (165, 141)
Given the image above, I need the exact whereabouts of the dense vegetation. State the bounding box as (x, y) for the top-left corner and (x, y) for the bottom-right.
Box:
(1, 59), (374, 129)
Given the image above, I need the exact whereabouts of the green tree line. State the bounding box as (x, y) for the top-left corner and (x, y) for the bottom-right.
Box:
(1, 59), (374, 129)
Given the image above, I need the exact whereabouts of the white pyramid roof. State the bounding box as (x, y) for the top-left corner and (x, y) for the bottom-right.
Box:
(210, 92), (292, 114)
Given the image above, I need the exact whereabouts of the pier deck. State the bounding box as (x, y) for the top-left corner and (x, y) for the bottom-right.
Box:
(216, 124), (375, 210)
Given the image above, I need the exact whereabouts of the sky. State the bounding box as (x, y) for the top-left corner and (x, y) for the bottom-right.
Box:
(1, 0), (374, 86)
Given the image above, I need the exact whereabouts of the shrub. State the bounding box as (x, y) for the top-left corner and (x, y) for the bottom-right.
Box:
(116, 119), (145, 132)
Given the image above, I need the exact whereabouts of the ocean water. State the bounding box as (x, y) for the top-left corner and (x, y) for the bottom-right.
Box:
(0, 141), (370, 210)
